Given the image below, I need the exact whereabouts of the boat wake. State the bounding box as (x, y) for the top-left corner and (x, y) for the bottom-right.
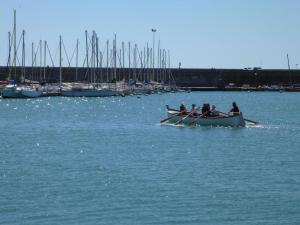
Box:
(246, 123), (300, 131)
(160, 122), (185, 127)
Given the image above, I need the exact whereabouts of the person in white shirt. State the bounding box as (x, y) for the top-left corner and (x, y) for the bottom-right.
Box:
(210, 105), (219, 116)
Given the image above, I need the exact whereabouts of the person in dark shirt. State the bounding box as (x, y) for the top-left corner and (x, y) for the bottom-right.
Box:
(230, 102), (240, 114)
(201, 103), (211, 117)
(179, 103), (187, 115)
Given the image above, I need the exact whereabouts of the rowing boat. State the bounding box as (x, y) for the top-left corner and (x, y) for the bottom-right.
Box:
(164, 109), (246, 127)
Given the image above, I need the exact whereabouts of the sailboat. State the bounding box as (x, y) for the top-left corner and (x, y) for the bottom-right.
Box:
(62, 85), (116, 97)
(61, 31), (117, 97)
(21, 85), (42, 98)
(2, 11), (42, 99)
(2, 83), (24, 98)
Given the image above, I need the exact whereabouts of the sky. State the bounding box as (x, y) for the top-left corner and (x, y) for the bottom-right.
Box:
(0, 0), (300, 69)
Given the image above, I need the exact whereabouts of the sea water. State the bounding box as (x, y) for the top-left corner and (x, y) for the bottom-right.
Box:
(0, 92), (299, 225)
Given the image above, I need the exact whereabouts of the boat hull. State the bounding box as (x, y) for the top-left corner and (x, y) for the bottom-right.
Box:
(1, 86), (24, 98)
(167, 112), (246, 127)
(133, 88), (151, 95)
(21, 89), (43, 98)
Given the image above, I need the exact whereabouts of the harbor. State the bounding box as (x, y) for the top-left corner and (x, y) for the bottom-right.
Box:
(1, 11), (300, 99)
(1, 1), (300, 225)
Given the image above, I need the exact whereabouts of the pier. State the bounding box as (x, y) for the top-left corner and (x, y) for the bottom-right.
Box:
(1, 66), (299, 88)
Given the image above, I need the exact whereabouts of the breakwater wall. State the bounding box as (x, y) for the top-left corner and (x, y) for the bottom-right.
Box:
(0, 66), (299, 87)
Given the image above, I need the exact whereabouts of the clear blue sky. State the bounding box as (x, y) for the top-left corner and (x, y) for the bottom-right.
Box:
(1, 0), (300, 69)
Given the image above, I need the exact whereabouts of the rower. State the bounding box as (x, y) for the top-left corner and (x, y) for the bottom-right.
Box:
(201, 103), (210, 117)
(179, 103), (187, 115)
(230, 102), (240, 115)
(191, 104), (198, 117)
(210, 105), (219, 116)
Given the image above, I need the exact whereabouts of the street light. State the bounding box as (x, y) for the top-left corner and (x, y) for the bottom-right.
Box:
(151, 29), (157, 81)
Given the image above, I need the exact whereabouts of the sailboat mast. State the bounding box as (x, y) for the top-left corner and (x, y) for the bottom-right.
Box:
(13, 9), (17, 79)
(92, 31), (95, 84)
(39, 40), (42, 81)
(114, 34), (117, 81)
(85, 30), (89, 81)
(159, 49), (162, 82)
(44, 40), (46, 81)
(31, 42), (34, 81)
(100, 51), (103, 83)
(59, 35), (62, 86)
(96, 35), (99, 83)
(168, 49), (171, 85)
(146, 43), (149, 82)
(106, 40), (109, 82)
(134, 44), (136, 81)
(122, 41), (125, 80)
(143, 47), (146, 82)
(158, 40), (160, 81)
(128, 42), (131, 81)
(8, 32), (11, 78)
(76, 39), (78, 81)
(152, 29), (156, 82)
(22, 30), (25, 80)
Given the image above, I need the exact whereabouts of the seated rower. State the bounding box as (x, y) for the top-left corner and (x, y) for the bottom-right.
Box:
(179, 103), (188, 115)
(191, 104), (198, 117)
(210, 105), (219, 116)
(230, 102), (240, 115)
(201, 103), (211, 117)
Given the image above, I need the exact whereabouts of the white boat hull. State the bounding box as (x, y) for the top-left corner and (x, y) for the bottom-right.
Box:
(21, 89), (43, 98)
(166, 112), (246, 127)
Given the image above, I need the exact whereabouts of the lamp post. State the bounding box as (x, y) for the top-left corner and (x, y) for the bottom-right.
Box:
(151, 29), (156, 81)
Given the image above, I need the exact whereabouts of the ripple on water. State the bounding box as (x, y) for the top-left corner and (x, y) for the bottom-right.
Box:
(0, 92), (300, 225)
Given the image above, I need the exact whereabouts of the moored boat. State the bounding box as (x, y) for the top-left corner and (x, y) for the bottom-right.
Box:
(21, 86), (43, 98)
(1, 85), (24, 98)
(61, 86), (116, 97)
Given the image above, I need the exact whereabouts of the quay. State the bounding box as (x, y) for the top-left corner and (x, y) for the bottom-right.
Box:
(0, 67), (300, 90)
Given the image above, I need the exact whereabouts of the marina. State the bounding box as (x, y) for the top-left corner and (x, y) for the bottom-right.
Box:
(0, 11), (177, 99)
(1, 11), (300, 99)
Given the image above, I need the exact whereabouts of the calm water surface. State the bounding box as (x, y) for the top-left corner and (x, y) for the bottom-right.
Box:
(0, 92), (299, 225)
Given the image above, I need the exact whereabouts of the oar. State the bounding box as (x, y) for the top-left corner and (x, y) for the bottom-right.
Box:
(189, 113), (203, 125)
(174, 107), (199, 125)
(244, 118), (258, 124)
(160, 113), (180, 123)
(189, 109), (213, 125)
(216, 111), (229, 117)
(217, 111), (258, 124)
